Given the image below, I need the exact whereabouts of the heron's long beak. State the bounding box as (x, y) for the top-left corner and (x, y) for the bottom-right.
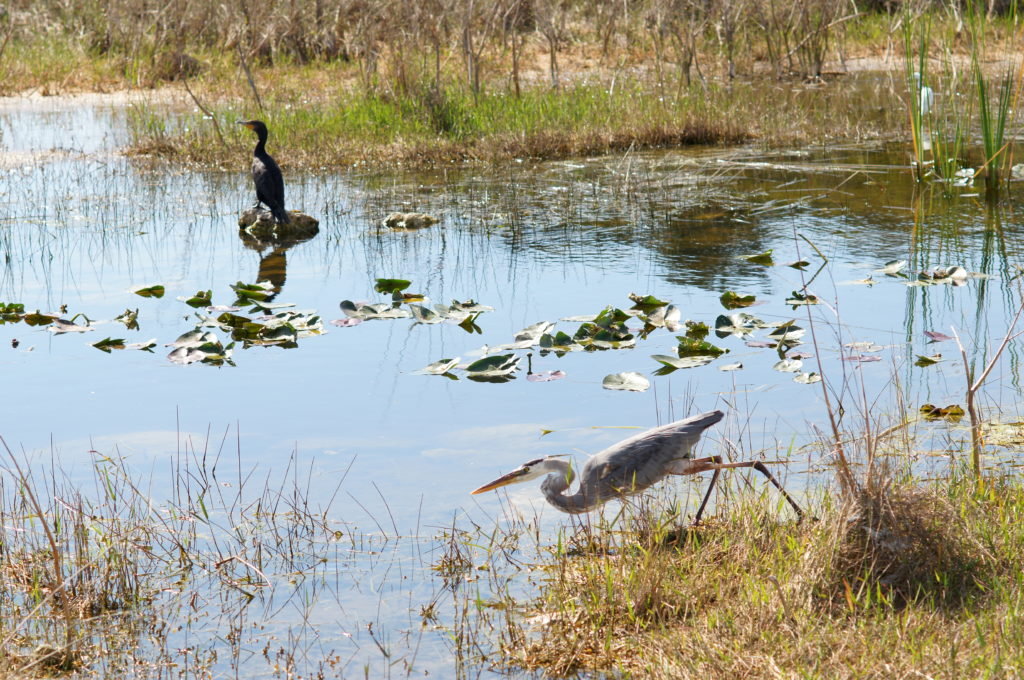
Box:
(471, 468), (527, 495)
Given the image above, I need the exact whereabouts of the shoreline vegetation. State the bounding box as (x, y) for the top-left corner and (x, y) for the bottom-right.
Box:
(0, 1), (1020, 168)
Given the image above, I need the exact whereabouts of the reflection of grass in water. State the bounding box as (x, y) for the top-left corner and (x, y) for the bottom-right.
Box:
(0, 435), (390, 677)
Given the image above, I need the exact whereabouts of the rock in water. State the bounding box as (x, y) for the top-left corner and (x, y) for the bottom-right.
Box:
(383, 212), (438, 230)
(239, 209), (319, 241)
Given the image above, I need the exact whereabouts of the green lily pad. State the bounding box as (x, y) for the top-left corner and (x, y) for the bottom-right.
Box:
(230, 281), (275, 302)
(720, 291), (756, 309)
(767, 323), (805, 341)
(92, 337), (126, 353)
(23, 311), (57, 326)
(465, 353), (520, 376)
(915, 354), (943, 367)
(744, 250), (774, 265)
(133, 285), (165, 298)
(628, 293), (668, 311)
(676, 336), (727, 357)
(785, 291), (819, 306)
(114, 309), (139, 330)
(684, 321), (709, 340)
(458, 313), (482, 334)
(182, 290), (213, 308)
(374, 278), (412, 294)
(920, 404), (965, 422)
(794, 372), (822, 384)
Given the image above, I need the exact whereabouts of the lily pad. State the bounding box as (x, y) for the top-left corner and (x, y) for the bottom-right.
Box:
(48, 319), (92, 334)
(410, 304), (443, 324)
(676, 336), (727, 358)
(133, 285), (165, 299)
(715, 313), (761, 338)
(230, 281), (275, 302)
(645, 304), (681, 331)
(684, 321), (709, 340)
(924, 330), (953, 343)
(114, 309), (139, 330)
(744, 250), (774, 266)
(539, 331), (582, 353)
(718, 362), (743, 371)
(374, 278), (412, 294)
(915, 354), (943, 366)
(125, 339), (157, 352)
(920, 404), (965, 422)
(602, 372), (650, 392)
(415, 357), (461, 375)
(786, 260), (811, 270)
(181, 290), (213, 308)
(785, 291), (819, 306)
(92, 337), (126, 353)
(465, 353), (520, 377)
(330, 318), (363, 327)
(773, 358), (803, 373)
(449, 299), (494, 314)
(23, 311), (57, 326)
(876, 260), (908, 276)
(794, 372), (822, 384)
(515, 321), (557, 344)
(720, 291), (756, 309)
(766, 324), (805, 341)
(628, 293), (668, 310)
(651, 354), (717, 373)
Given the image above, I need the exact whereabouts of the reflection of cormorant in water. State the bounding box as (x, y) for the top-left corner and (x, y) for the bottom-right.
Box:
(237, 119), (290, 224)
(238, 223), (319, 302)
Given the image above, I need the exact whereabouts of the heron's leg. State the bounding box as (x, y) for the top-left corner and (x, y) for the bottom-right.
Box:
(692, 468), (721, 526)
(694, 460), (805, 520)
(677, 455), (724, 526)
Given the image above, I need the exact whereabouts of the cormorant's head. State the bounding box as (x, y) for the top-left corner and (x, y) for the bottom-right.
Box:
(471, 456), (570, 495)
(237, 120), (269, 138)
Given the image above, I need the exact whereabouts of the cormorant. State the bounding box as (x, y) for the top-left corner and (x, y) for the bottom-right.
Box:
(238, 119), (289, 224)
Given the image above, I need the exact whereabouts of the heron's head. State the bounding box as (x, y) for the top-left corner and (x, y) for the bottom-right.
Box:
(471, 456), (570, 495)
(237, 120), (268, 136)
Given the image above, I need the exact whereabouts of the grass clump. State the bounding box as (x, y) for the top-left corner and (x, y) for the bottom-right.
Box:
(479, 468), (1017, 678)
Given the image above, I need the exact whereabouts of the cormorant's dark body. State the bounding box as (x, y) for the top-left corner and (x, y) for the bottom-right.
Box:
(238, 120), (289, 224)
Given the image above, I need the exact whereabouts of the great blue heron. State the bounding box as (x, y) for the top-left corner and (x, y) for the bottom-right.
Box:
(471, 410), (804, 524)
(238, 120), (290, 224)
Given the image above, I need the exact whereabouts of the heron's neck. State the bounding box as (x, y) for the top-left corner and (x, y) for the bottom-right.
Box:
(539, 460), (591, 514)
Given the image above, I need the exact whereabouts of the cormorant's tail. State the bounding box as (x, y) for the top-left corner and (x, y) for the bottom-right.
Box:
(271, 205), (291, 224)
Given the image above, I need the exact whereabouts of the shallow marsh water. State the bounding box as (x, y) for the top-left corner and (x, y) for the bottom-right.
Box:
(1, 91), (1023, 677)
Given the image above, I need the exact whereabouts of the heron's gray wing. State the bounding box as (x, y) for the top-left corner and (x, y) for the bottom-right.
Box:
(579, 410), (724, 502)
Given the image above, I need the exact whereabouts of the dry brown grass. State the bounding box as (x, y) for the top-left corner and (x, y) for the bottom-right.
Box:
(496, 471), (1016, 679)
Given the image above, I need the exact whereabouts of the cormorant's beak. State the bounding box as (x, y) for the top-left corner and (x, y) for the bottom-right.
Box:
(237, 120), (254, 129)
(471, 467), (528, 495)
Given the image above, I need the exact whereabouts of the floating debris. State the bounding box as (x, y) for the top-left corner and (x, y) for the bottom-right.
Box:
(384, 212), (438, 229)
